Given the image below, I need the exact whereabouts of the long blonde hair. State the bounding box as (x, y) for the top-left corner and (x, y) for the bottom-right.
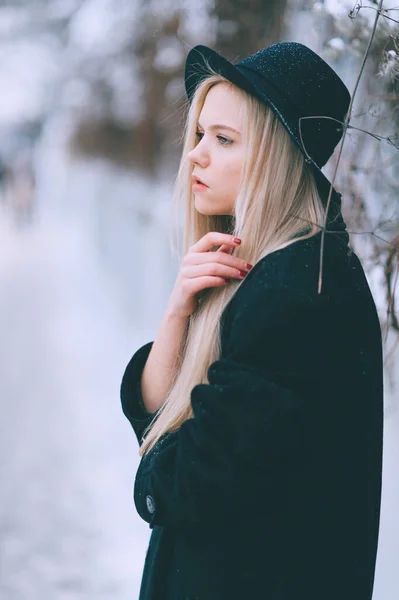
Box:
(138, 70), (327, 457)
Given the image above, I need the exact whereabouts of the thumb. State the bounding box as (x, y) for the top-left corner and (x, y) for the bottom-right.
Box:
(217, 244), (234, 255)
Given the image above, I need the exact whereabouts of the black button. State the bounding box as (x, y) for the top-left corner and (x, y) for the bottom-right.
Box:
(146, 495), (155, 514)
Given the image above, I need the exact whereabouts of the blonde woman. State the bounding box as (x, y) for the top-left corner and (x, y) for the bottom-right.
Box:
(120, 42), (383, 600)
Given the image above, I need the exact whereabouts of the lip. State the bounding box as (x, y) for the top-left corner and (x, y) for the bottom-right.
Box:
(192, 174), (209, 187)
(193, 182), (209, 192)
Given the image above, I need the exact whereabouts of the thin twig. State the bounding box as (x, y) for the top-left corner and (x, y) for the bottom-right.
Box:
(293, 215), (399, 247)
(317, 0), (385, 295)
(351, 2), (399, 25)
(383, 241), (399, 343)
(299, 115), (399, 149)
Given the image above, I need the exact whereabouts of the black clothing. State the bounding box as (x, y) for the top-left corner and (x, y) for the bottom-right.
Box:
(120, 231), (383, 600)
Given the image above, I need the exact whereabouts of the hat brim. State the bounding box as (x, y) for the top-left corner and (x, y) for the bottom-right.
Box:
(184, 45), (344, 218)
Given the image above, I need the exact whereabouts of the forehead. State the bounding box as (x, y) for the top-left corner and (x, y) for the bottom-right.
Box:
(199, 82), (243, 126)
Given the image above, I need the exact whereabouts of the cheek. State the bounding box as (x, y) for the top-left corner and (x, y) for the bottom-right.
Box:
(223, 159), (243, 189)
(220, 155), (241, 175)
(218, 166), (241, 200)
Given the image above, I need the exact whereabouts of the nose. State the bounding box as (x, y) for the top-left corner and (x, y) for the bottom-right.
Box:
(187, 138), (210, 168)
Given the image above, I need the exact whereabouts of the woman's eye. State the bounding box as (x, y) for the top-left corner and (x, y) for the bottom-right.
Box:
(217, 135), (232, 145)
(195, 131), (232, 145)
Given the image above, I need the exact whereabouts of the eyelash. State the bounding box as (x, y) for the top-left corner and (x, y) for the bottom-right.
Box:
(195, 132), (232, 146)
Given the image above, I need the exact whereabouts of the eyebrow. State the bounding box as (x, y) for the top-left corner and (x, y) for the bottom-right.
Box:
(197, 122), (241, 135)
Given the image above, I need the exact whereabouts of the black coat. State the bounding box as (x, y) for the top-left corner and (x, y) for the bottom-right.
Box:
(120, 230), (383, 600)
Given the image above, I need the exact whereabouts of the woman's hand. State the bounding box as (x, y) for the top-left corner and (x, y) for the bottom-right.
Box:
(166, 232), (253, 318)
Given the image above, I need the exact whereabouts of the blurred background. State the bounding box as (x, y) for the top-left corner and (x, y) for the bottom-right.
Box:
(0, 0), (398, 598)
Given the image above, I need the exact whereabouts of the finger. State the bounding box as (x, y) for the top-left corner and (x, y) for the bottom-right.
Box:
(217, 244), (235, 255)
(192, 233), (240, 254)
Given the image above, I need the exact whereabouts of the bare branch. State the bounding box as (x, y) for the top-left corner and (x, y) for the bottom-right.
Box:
(315, 0), (386, 295)
(299, 115), (399, 151)
(383, 238), (399, 341)
(349, 1), (399, 25)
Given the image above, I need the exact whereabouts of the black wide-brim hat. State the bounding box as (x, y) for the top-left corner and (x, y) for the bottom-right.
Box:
(184, 42), (351, 235)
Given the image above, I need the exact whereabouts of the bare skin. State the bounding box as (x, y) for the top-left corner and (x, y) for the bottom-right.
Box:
(187, 83), (244, 217)
(166, 232), (252, 319)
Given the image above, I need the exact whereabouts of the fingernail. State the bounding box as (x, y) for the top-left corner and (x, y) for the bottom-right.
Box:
(233, 237), (241, 244)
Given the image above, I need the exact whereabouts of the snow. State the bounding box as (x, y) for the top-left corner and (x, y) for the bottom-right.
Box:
(0, 40), (59, 126)
(0, 6), (29, 36)
(154, 37), (185, 72)
(323, 0), (399, 29)
(328, 36), (346, 51)
(67, 0), (138, 55)
(46, 0), (83, 21)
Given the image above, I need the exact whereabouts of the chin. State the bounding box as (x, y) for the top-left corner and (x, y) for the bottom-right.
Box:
(196, 208), (216, 216)
(195, 198), (228, 216)
(194, 199), (212, 215)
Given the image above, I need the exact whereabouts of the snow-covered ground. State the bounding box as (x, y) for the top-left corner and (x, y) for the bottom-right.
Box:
(0, 183), (153, 599)
(0, 119), (178, 597)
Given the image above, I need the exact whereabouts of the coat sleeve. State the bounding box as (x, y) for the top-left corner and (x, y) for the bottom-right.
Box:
(133, 284), (324, 529)
(120, 341), (161, 446)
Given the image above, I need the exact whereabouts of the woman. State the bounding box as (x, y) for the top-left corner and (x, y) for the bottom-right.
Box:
(120, 42), (383, 600)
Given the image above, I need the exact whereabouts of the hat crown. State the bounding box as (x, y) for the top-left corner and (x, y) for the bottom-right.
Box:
(237, 42), (350, 124)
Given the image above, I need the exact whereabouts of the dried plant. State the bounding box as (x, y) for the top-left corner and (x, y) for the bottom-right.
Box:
(307, 0), (399, 370)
